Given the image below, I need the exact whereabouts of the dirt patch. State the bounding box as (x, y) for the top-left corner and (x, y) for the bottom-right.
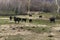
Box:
(0, 24), (60, 40)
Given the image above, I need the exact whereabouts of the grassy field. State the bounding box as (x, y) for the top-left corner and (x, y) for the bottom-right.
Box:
(0, 18), (60, 25)
(0, 13), (60, 40)
(22, 27), (51, 33)
(6, 34), (52, 40)
(0, 13), (60, 25)
(32, 19), (60, 25)
(0, 19), (14, 25)
(6, 35), (23, 40)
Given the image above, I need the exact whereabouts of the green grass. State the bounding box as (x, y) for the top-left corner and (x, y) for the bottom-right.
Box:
(6, 35), (23, 40)
(6, 32), (53, 40)
(23, 27), (51, 33)
(0, 18), (60, 25)
(32, 19), (60, 25)
(0, 12), (60, 25)
(0, 19), (14, 25)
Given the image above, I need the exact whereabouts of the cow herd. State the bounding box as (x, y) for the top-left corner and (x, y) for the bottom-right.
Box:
(9, 16), (32, 23)
(9, 15), (56, 23)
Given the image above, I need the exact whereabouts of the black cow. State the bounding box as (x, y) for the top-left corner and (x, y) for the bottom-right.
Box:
(49, 17), (55, 23)
(22, 18), (26, 22)
(9, 16), (12, 21)
(14, 16), (21, 23)
(29, 19), (32, 23)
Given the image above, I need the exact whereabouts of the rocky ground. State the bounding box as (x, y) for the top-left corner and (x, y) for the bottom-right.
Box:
(0, 23), (60, 40)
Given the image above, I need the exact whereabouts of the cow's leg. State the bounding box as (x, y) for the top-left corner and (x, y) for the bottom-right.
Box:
(15, 21), (16, 23)
(53, 20), (55, 23)
(25, 20), (26, 22)
(18, 21), (19, 23)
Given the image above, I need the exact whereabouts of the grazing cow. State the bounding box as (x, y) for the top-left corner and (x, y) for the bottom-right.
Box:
(22, 18), (26, 22)
(29, 19), (32, 23)
(39, 15), (42, 18)
(9, 16), (12, 21)
(14, 16), (21, 23)
(49, 17), (55, 23)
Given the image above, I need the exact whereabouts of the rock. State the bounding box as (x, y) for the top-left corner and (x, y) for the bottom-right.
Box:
(48, 35), (54, 37)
